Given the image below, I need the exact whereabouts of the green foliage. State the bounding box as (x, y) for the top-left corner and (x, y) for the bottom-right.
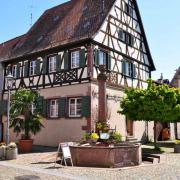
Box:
(10, 89), (44, 139)
(119, 80), (180, 122)
(110, 132), (122, 143)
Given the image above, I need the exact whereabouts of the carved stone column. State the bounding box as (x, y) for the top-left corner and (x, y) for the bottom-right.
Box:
(97, 65), (107, 123)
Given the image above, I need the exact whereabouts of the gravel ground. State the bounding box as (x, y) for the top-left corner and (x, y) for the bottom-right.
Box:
(0, 147), (179, 180)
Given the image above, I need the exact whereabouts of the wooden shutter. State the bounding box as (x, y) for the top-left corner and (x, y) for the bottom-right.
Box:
(41, 99), (47, 118)
(64, 52), (69, 70)
(16, 63), (21, 78)
(0, 100), (7, 115)
(107, 53), (111, 71)
(58, 97), (66, 118)
(43, 57), (48, 74)
(80, 49), (86, 67)
(35, 60), (41, 75)
(94, 49), (99, 66)
(82, 96), (90, 118)
(36, 96), (44, 114)
(122, 60), (126, 76)
(56, 55), (61, 72)
(24, 61), (29, 77)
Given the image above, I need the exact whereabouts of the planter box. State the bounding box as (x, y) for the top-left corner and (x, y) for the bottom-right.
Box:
(70, 143), (142, 168)
(6, 148), (18, 160)
(0, 147), (6, 160)
(174, 144), (180, 153)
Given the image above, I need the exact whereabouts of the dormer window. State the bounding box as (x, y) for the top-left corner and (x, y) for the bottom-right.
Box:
(118, 29), (126, 42)
(49, 56), (57, 73)
(124, 3), (133, 16)
(29, 61), (36, 76)
(71, 50), (80, 69)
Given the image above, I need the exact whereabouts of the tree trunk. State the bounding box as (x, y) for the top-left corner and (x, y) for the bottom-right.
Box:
(154, 121), (157, 148)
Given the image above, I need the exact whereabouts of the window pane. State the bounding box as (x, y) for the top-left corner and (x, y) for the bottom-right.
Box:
(71, 51), (80, 68)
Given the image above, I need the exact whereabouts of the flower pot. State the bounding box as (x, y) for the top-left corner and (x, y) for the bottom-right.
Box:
(19, 139), (33, 153)
(6, 148), (18, 160)
(0, 146), (6, 160)
(174, 144), (180, 153)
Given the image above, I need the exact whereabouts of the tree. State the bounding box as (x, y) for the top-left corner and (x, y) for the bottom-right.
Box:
(10, 89), (44, 140)
(118, 80), (180, 148)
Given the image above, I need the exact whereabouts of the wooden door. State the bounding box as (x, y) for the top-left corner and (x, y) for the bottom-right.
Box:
(126, 119), (133, 136)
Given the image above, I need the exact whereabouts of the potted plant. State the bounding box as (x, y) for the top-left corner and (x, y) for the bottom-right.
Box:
(10, 89), (44, 153)
(0, 142), (6, 160)
(174, 140), (180, 153)
(6, 142), (18, 160)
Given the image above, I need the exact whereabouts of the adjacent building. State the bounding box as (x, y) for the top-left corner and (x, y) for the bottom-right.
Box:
(0, 0), (156, 146)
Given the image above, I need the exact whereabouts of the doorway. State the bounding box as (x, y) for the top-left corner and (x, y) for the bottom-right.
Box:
(126, 119), (134, 136)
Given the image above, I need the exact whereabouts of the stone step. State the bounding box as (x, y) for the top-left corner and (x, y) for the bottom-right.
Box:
(142, 153), (166, 164)
(126, 136), (139, 143)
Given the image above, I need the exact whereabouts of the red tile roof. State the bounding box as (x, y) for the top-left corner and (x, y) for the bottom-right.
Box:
(0, 0), (115, 62)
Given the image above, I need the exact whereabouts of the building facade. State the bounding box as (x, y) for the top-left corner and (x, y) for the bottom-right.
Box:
(0, 0), (156, 146)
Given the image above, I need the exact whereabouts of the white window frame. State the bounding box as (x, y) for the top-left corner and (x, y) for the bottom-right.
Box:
(12, 65), (17, 78)
(125, 62), (132, 77)
(49, 56), (57, 73)
(71, 51), (80, 69)
(69, 98), (82, 118)
(29, 61), (36, 76)
(50, 99), (58, 118)
(99, 50), (107, 65)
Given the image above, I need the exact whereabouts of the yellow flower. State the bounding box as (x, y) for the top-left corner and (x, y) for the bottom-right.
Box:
(91, 133), (99, 140)
(175, 140), (180, 144)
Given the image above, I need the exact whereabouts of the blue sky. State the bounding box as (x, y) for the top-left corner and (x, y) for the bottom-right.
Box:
(0, 0), (179, 81)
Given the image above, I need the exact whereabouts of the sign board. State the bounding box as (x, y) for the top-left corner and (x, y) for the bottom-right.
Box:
(60, 143), (71, 159)
(100, 133), (110, 140)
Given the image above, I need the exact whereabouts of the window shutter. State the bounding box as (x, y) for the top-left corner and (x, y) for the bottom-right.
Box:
(80, 49), (86, 67)
(36, 96), (44, 114)
(82, 96), (91, 118)
(94, 49), (99, 66)
(43, 57), (48, 74)
(35, 60), (41, 75)
(0, 100), (7, 115)
(122, 60), (126, 76)
(64, 52), (69, 70)
(24, 62), (29, 77)
(58, 97), (66, 118)
(56, 55), (61, 72)
(16, 63), (21, 78)
(107, 53), (111, 71)
(132, 64), (136, 78)
(41, 99), (47, 118)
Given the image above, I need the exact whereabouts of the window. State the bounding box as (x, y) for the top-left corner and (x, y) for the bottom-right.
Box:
(29, 61), (36, 76)
(122, 61), (136, 78)
(12, 65), (17, 78)
(69, 98), (82, 117)
(118, 29), (126, 42)
(50, 99), (59, 118)
(124, 3), (133, 16)
(127, 33), (134, 47)
(49, 56), (57, 73)
(99, 50), (107, 65)
(71, 51), (80, 69)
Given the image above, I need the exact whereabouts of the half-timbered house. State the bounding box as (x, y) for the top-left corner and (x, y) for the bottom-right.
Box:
(0, 0), (156, 146)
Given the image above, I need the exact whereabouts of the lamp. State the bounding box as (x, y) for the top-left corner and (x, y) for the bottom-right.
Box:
(5, 73), (14, 145)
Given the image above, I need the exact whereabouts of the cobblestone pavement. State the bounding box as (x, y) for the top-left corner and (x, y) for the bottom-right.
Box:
(0, 150), (179, 180)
